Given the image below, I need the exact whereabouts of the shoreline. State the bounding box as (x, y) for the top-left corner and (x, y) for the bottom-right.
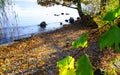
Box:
(0, 22), (120, 75)
(0, 21), (80, 46)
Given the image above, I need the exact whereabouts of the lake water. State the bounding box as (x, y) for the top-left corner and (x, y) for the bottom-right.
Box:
(0, 0), (79, 44)
(0, 0), (99, 44)
(13, 0), (79, 37)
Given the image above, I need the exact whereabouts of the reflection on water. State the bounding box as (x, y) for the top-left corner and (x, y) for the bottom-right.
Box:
(0, 0), (99, 44)
(0, 0), (19, 44)
(0, 0), (79, 44)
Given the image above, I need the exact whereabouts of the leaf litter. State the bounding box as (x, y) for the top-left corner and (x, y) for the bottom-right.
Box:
(0, 22), (120, 75)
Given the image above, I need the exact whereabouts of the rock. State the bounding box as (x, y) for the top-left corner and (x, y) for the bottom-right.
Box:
(65, 19), (68, 22)
(94, 69), (104, 75)
(65, 13), (70, 15)
(60, 22), (62, 25)
(54, 14), (56, 16)
(77, 17), (80, 20)
(39, 21), (47, 28)
(61, 13), (64, 15)
(69, 17), (74, 24)
(54, 14), (59, 16)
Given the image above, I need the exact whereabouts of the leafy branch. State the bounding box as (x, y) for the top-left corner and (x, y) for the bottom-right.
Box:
(57, 6), (120, 75)
(57, 55), (93, 75)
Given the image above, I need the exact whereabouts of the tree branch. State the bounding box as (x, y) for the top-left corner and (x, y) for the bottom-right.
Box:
(59, 4), (77, 9)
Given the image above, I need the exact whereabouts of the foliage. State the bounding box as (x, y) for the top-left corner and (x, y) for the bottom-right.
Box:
(57, 56), (75, 75)
(72, 33), (88, 48)
(103, 7), (120, 21)
(76, 54), (93, 75)
(103, 59), (118, 75)
(99, 6), (120, 52)
(110, 57), (120, 74)
(57, 55), (93, 75)
(106, 68), (117, 75)
(99, 25), (120, 52)
(105, 0), (119, 12)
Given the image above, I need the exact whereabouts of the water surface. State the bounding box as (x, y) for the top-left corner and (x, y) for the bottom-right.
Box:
(0, 0), (99, 44)
(0, 0), (79, 44)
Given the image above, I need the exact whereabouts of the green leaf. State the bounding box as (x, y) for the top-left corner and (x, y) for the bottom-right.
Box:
(103, 11), (116, 21)
(99, 25), (120, 52)
(114, 7), (120, 17)
(72, 33), (88, 48)
(57, 56), (75, 75)
(76, 54), (93, 75)
(58, 69), (76, 75)
(103, 7), (120, 21)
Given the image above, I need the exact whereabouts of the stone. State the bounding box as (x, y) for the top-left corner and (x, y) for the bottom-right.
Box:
(69, 17), (74, 24)
(77, 17), (80, 20)
(65, 13), (70, 15)
(61, 13), (64, 15)
(60, 22), (62, 25)
(65, 19), (68, 22)
(94, 69), (104, 75)
(54, 14), (59, 16)
(39, 21), (47, 28)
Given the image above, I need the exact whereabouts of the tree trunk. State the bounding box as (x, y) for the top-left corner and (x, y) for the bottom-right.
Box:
(76, 0), (98, 28)
(77, 0), (84, 17)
